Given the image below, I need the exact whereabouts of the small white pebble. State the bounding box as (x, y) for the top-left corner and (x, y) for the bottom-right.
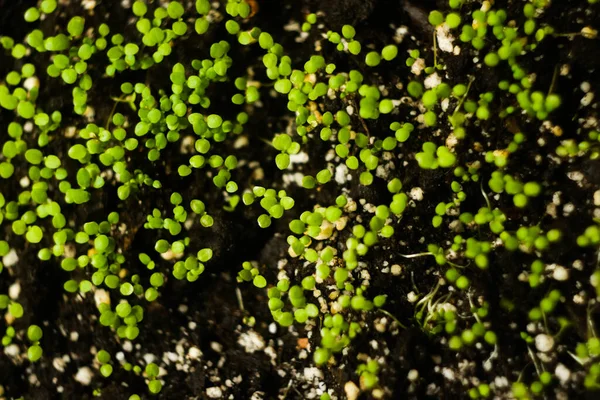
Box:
(344, 381), (360, 400)
(552, 266), (569, 281)
(188, 347), (202, 360)
(436, 25), (454, 53)
(289, 152), (309, 165)
(494, 376), (509, 388)
(442, 368), (455, 381)
(53, 357), (67, 372)
(75, 367), (93, 385)
(335, 164), (349, 185)
(304, 367), (323, 381)
(268, 323), (277, 335)
(23, 77), (39, 91)
(2, 249), (19, 268)
(581, 92), (595, 107)
(8, 282), (20, 300)
(410, 58), (425, 76)
(567, 171), (584, 182)
(424, 73), (442, 89)
(94, 289), (110, 307)
(238, 331), (265, 354)
(19, 176), (30, 188)
(408, 369), (419, 381)
(5, 344), (20, 358)
(581, 82), (591, 92)
(409, 187), (424, 201)
(555, 363), (571, 384)
(143, 353), (155, 365)
(407, 291), (418, 303)
(535, 334), (554, 353)
(206, 387), (223, 398)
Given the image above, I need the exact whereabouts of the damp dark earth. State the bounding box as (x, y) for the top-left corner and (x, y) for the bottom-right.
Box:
(1, 0), (600, 399)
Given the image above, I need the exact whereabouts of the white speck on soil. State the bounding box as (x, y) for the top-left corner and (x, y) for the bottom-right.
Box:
(436, 25), (455, 53)
(581, 81), (591, 92)
(442, 367), (455, 381)
(407, 291), (418, 303)
(344, 381), (360, 400)
(143, 353), (155, 365)
(581, 92), (595, 107)
(206, 387), (223, 398)
(268, 323), (277, 334)
(567, 171), (584, 182)
(53, 357), (67, 372)
(8, 282), (20, 299)
(94, 289), (110, 307)
(188, 347), (202, 360)
(408, 369), (419, 381)
(303, 367), (323, 381)
(335, 163), (349, 185)
(494, 376), (509, 388)
(409, 187), (424, 201)
(555, 363), (571, 384)
(238, 330), (265, 353)
(410, 57), (425, 76)
(563, 203), (575, 216)
(23, 77), (39, 91)
(3, 249), (18, 268)
(552, 265), (569, 281)
(210, 342), (222, 353)
(75, 367), (93, 385)
(289, 151), (309, 165)
(535, 334), (554, 353)
(5, 344), (20, 358)
(424, 73), (442, 89)
(19, 176), (30, 188)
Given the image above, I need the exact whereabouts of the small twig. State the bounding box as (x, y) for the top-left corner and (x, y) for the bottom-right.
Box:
(542, 310), (549, 334)
(105, 95), (126, 130)
(587, 302), (598, 338)
(432, 30), (438, 69)
(399, 251), (433, 259)
(452, 77), (474, 116)
(236, 287), (245, 312)
(280, 379), (294, 400)
(480, 180), (491, 210)
(410, 271), (419, 294)
(379, 308), (407, 329)
(352, 99), (371, 138)
(547, 65), (559, 96)
(259, 137), (273, 147)
(568, 351), (587, 366)
(467, 292), (482, 324)
(527, 345), (542, 377)
(415, 280), (441, 316)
